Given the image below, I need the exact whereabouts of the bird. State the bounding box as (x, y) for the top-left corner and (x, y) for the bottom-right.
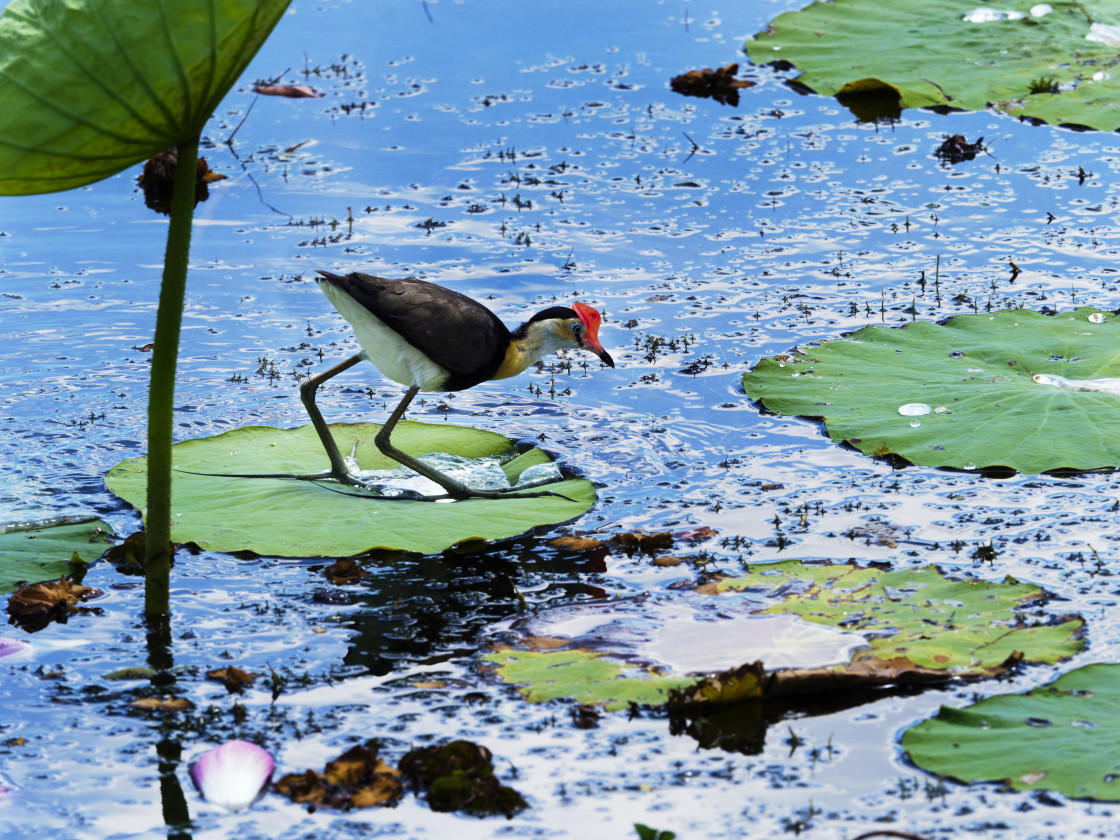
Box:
(300, 270), (615, 500)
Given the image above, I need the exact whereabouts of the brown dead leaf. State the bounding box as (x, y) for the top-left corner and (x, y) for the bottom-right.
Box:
(322, 557), (367, 585)
(652, 555), (683, 567)
(274, 744), (402, 810)
(547, 535), (603, 552)
(130, 696), (195, 712)
(206, 666), (262, 694)
(138, 149), (227, 216)
(254, 83), (324, 98)
(7, 577), (102, 632)
(273, 769), (326, 804)
(670, 63), (755, 106)
(669, 652), (1025, 710)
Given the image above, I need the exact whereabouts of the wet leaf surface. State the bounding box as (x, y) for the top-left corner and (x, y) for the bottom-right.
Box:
(0, 518), (113, 595)
(104, 422), (596, 556)
(744, 308), (1120, 474)
(747, 0), (1120, 130)
(904, 663), (1120, 800)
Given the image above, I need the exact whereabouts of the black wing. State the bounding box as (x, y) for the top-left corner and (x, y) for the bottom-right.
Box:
(317, 271), (511, 390)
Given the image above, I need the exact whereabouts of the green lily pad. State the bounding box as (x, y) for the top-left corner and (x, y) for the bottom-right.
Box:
(0, 0), (290, 194)
(903, 663), (1120, 800)
(0, 517), (114, 594)
(104, 422), (597, 556)
(743, 307), (1120, 474)
(482, 560), (1082, 710)
(747, 0), (1120, 130)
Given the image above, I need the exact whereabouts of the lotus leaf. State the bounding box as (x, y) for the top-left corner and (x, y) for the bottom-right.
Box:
(104, 422), (597, 556)
(903, 663), (1120, 800)
(747, 0), (1120, 130)
(743, 308), (1120, 474)
(0, 0), (290, 194)
(0, 517), (114, 594)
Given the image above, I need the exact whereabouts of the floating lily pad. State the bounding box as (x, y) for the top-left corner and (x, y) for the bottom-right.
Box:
(747, 0), (1120, 130)
(0, 517), (114, 594)
(743, 308), (1120, 474)
(903, 663), (1120, 800)
(482, 560), (1082, 710)
(104, 423), (597, 556)
(0, 0), (290, 194)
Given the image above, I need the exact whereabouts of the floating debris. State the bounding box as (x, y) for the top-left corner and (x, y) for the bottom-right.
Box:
(935, 134), (986, 164)
(670, 63), (755, 106)
(254, 83), (324, 98)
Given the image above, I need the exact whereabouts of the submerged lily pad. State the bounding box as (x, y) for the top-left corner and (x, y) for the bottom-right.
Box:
(709, 560), (1083, 671)
(104, 422), (597, 556)
(743, 308), (1120, 474)
(903, 663), (1120, 800)
(0, 517), (114, 594)
(748, 0), (1120, 130)
(483, 560), (1082, 710)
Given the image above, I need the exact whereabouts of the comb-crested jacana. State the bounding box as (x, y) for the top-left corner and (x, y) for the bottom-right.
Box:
(301, 270), (615, 499)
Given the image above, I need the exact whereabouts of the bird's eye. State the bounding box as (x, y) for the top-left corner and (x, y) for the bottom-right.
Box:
(571, 322), (583, 338)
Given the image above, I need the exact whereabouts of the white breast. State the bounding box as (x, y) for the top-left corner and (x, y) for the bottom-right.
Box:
(318, 279), (449, 390)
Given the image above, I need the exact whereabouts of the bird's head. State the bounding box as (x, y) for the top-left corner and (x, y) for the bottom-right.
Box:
(568, 302), (615, 368)
(508, 303), (615, 376)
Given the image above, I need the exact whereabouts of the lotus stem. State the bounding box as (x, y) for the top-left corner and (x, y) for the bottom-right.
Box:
(144, 138), (199, 616)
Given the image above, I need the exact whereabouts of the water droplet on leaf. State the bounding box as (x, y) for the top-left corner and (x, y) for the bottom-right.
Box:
(898, 403), (931, 416)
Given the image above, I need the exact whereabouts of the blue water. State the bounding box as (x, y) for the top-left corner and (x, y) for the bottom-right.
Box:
(3, 0), (1120, 837)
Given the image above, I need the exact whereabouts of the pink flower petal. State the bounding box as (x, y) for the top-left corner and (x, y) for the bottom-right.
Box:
(190, 740), (273, 811)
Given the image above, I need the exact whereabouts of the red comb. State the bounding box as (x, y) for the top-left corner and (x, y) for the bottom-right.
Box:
(572, 302), (602, 338)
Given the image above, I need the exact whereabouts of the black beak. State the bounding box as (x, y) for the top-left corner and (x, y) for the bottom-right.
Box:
(594, 347), (615, 368)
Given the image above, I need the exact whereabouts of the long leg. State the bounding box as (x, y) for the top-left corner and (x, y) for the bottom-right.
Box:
(300, 353), (366, 485)
(374, 386), (573, 501)
(374, 385), (479, 499)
